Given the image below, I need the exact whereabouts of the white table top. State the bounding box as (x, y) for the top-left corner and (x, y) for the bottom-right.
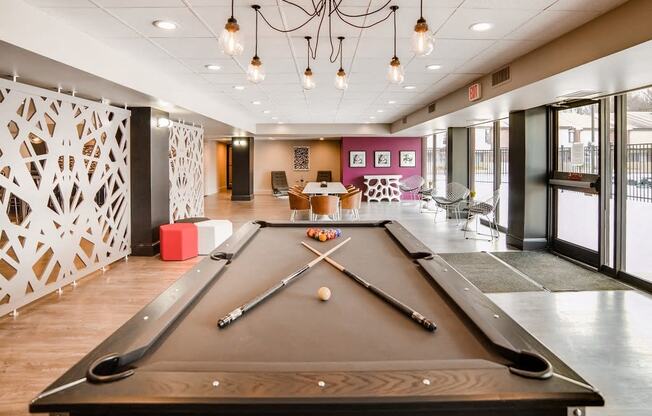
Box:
(302, 182), (348, 195)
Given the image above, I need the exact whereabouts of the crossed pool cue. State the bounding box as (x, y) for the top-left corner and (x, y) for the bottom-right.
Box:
(218, 237), (352, 328)
(302, 242), (436, 332)
(217, 236), (436, 332)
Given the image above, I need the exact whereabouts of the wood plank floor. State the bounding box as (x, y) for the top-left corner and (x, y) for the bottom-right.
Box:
(1, 192), (651, 416)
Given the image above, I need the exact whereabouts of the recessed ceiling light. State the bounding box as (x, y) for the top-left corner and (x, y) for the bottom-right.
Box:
(263, 110), (271, 114)
(470, 22), (493, 32)
(271, 116), (278, 120)
(277, 121), (284, 124)
(205, 64), (221, 71)
(233, 85), (245, 90)
(152, 20), (178, 30)
(403, 85), (416, 90)
(426, 64), (442, 70)
(251, 100), (261, 105)
(388, 100), (396, 104)
(369, 116), (376, 119)
(377, 109), (384, 113)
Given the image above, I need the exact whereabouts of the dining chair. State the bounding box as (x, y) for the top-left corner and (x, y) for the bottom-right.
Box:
(463, 187), (501, 241)
(316, 170), (332, 182)
(310, 195), (339, 221)
(288, 190), (310, 221)
(340, 190), (362, 220)
(428, 182), (470, 223)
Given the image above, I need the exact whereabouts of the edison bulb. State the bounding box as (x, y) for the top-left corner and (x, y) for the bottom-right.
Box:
(387, 57), (405, 85)
(303, 68), (316, 90)
(247, 56), (265, 84)
(219, 18), (243, 56)
(412, 18), (434, 57)
(334, 69), (348, 90)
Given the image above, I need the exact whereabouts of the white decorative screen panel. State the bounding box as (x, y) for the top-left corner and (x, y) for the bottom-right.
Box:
(169, 122), (204, 222)
(0, 79), (130, 316)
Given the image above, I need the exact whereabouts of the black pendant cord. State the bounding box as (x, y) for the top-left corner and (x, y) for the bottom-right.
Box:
(338, 37), (344, 71)
(306, 37), (312, 71)
(333, 0), (391, 18)
(420, 0), (424, 19)
(392, 6), (398, 59)
(253, 7), (259, 57)
(230, 0), (234, 19)
(254, 1), (396, 63)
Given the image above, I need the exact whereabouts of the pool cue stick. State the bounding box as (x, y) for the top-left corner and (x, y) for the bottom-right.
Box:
(302, 242), (436, 332)
(217, 237), (351, 328)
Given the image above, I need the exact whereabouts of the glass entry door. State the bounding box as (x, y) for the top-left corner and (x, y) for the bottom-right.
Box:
(551, 102), (601, 266)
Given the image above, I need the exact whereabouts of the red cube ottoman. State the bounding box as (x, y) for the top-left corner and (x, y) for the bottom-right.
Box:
(160, 223), (198, 261)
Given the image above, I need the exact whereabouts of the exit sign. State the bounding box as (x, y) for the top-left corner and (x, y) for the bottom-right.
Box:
(468, 83), (482, 102)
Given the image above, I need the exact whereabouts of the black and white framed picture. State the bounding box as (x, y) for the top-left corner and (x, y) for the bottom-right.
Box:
(374, 150), (391, 168)
(293, 146), (310, 171)
(399, 150), (416, 167)
(349, 151), (366, 168)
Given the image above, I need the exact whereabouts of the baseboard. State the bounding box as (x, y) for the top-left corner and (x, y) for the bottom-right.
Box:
(131, 241), (160, 256)
(506, 234), (547, 250)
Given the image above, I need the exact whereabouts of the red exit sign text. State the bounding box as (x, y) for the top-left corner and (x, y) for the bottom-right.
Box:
(468, 83), (482, 102)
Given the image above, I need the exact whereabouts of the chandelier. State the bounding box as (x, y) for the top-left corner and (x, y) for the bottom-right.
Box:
(218, 0), (434, 90)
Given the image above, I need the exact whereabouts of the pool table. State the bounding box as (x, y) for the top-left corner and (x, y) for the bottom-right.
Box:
(30, 221), (604, 416)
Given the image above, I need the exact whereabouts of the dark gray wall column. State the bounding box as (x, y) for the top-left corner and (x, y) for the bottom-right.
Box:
(447, 127), (469, 187)
(129, 107), (170, 256)
(231, 137), (254, 201)
(507, 107), (548, 250)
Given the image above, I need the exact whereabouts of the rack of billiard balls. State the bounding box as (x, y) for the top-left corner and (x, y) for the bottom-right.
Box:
(306, 228), (342, 242)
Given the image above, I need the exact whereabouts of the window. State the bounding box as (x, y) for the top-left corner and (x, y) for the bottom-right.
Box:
(625, 87), (652, 281)
(470, 122), (494, 199)
(434, 131), (447, 194)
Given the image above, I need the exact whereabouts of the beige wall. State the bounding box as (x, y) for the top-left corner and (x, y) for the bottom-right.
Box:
(203, 140), (218, 196)
(217, 141), (227, 191)
(254, 139), (341, 194)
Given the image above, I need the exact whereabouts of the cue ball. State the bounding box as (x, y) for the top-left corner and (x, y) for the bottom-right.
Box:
(318, 287), (331, 301)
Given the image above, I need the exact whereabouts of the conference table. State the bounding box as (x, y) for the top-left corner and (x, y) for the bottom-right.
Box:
(302, 181), (348, 195)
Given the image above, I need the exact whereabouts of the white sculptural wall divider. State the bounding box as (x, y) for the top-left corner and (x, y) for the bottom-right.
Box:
(0, 79), (131, 317)
(169, 122), (204, 222)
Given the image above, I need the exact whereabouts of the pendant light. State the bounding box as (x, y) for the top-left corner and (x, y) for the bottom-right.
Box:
(247, 5), (265, 83)
(411, 0), (434, 57)
(387, 6), (405, 85)
(302, 36), (316, 90)
(219, 0), (244, 56)
(334, 37), (348, 91)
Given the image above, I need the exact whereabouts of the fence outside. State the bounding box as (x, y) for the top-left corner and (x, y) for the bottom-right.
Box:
(429, 144), (651, 201)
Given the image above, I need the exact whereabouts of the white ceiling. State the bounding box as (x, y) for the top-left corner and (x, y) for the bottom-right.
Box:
(22, 0), (628, 127)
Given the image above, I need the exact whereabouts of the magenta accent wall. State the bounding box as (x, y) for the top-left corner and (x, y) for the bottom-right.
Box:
(341, 137), (422, 199)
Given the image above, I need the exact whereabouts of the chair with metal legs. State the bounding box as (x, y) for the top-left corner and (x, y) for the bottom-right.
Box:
(464, 187), (501, 241)
(428, 182), (470, 223)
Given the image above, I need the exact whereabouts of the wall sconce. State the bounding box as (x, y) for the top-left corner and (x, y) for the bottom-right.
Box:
(156, 117), (171, 128)
(233, 139), (248, 146)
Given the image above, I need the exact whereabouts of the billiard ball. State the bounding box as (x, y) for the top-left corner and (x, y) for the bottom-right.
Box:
(318, 287), (331, 301)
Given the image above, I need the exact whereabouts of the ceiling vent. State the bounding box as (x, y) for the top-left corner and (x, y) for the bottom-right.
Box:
(428, 102), (437, 113)
(402, 116), (408, 124)
(491, 66), (510, 87)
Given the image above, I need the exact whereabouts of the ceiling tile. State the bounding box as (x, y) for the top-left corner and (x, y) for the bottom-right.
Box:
(108, 7), (212, 37)
(505, 10), (600, 42)
(41, 7), (139, 38)
(101, 37), (170, 59)
(436, 7), (539, 39)
(460, 0), (557, 10)
(96, 0), (185, 7)
(549, 0), (629, 12)
(24, 0), (93, 7)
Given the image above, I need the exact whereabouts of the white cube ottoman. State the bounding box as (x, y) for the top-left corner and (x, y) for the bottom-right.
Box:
(195, 220), (233, 255)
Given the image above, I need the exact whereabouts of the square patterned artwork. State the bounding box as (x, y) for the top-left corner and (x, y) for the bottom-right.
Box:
(293, 146), (310, 171)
